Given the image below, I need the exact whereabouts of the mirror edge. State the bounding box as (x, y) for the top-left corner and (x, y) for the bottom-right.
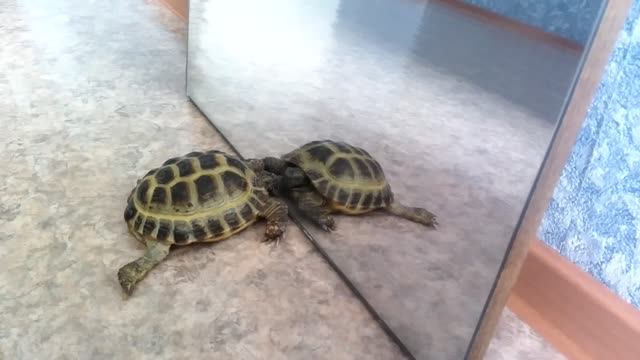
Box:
(465, 0), (634, 358)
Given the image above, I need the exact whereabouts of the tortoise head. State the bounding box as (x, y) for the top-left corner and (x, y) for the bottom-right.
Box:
(282, 167), (309, 189)
(261, 156), (289, 175)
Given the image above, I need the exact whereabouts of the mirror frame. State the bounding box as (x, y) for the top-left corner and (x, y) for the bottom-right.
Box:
(466, 0), (633, 358)
(174, 0), (635, 358)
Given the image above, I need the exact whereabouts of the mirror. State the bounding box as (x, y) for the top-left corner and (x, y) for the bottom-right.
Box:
(186, 0), (607, 358)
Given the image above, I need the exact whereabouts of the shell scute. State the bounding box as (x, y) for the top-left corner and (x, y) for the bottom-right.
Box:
(170, 181), (191, 206)
(220, 171), (249, 198)
(136, 179), (151, 205)
(194, 175), (217, 205)
(154, 167), (175, 184)
(176, 158), (196, 177)
(150, 187), (167, 206)
(328, 157), (354, 181)
(207, 217), (225, 235)
(198, 153), (219, 170)
(156, 219), (171, 241)
(306, 145), (335, 163)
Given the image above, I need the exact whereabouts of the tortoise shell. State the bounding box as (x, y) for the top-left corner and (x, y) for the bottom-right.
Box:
(123, 150), (269, 245)
(281, 140), (394, 214)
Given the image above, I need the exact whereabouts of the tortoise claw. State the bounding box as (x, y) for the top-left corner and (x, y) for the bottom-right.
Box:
(320, 223), (336, 233)
(317, 216), (336, 233)
(117, 265), (138, 297)
(263, 235), (283, 255)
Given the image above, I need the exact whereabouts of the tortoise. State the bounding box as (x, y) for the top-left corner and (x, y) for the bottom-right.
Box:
(118, 150), (288, 296)
(245, 140), (437, 232)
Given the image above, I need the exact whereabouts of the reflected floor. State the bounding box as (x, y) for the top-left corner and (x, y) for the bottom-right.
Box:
(187, 0), (581, 358)
(0, 0), (564, 359)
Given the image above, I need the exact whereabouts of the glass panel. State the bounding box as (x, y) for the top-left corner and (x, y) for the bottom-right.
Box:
(186, 0), (607, 358)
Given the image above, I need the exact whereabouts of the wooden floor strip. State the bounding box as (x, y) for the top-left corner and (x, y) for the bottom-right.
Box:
(156, 0), (188, 22)
(508, 240), (640, 360)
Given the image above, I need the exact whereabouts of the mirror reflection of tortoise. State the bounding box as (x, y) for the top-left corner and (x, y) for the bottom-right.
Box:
(247, 139), (438, 232)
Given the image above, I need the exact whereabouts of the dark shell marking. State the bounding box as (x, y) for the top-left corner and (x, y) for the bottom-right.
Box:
(239, 204), (255, 222)
(124, 150), (267, 245)
(307, 145), (334, 163)
(191, 219), (208, 241)
(349, 192), (362, 209)
(156, 219), (172, 241)
(151, 187), (167, 205)
(194, 175), (217, 204)
(143, 217), (157, 236)
(173, 221), (191, 244)
(221, 171), (249, 196)
(337, 189), (350, 204)
(353, 158), (373, 179)
(199, 154), (219, 170)
(177, 159), (196, 177)
(328, 158), (354, 180)
(207, 218), (225, 235)
(170, 181), (191, 206)
(124, 199), (137, 222)
(282, 140), (393, 212)
(155, 167), (175, 184)
(136, 179), (151, 205)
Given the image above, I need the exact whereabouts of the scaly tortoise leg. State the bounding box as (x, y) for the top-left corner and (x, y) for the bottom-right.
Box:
(260, 197), (289, 245)
(257, 171), (286, 198)
(117, 240), (171, 297)
(290, 189), (336, 232)
(245, 158), (265, 173)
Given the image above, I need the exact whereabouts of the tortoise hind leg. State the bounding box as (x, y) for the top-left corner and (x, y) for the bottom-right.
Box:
(385, 202), (438, 228)
(117, 240), (171, 297)
(290, 189), (336, 232)
(260, 197), (289, 245)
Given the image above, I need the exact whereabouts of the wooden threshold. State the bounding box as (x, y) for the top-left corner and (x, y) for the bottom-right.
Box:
(508, 239), (640, 360)
(156, 0), (188, 22)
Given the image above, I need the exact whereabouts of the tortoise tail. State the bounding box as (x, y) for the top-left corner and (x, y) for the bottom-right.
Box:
(385, 202), (438, 228)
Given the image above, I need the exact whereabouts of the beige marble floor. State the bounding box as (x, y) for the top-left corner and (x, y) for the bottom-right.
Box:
(0, 0), (562, 359)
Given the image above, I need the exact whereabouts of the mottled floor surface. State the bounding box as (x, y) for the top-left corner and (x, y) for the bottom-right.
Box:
(0, 0), (562, 359)
(186, 0), (581, 358)
(487, 309), (565, 360)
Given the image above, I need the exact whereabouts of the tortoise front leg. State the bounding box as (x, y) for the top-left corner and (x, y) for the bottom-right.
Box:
(117, 240), (171, 297)
(290, 189), (336, 232)
(256, 171), (285, 197)
(260, 197), (289, 245)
